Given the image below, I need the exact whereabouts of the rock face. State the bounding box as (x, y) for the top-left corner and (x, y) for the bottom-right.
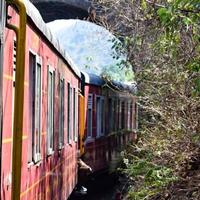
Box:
(30, 0), (92, 22)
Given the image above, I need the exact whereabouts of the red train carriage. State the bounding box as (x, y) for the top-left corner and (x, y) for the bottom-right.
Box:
(82, 73), (137, 173)
(1, 0), (81, 199)
(0, 0), (138, 199)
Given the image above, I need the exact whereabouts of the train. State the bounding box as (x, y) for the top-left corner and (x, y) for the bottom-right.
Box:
(0, 0), (137, 199)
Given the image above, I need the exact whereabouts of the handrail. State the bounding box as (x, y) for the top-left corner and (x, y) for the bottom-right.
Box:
(6, 1), (26, 200)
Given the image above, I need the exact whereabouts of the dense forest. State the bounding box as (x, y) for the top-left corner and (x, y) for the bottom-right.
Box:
(92, 0), (200, 199)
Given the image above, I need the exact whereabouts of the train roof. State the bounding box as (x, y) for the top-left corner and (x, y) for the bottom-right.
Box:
(23, 0), (81, 78)
(82, 72), (105, 86)
(82, 72), (137, 94)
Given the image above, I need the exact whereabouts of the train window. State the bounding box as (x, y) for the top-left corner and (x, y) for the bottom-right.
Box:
(121, 101), (125, 129)
(125, 102), (128, 129)
(96, 96), (101, 137)
(127, 102), (131, 130)
(28, 53), (35, 163)
(87, 94), (93, 138)
(67, 83), (71, 143)
(108, 98), (113, 132)
(96, 96), (105, 137)
(35, 62), (42, 161)
(118, 100), (121, 129)
(131, 100), (136, 130)
(28, 52), (42, 163)
(130, 102), (133, 130)
(70, 87), (73, 140)
(101, 98), (105, 135)
(113, 99), (117, 131)
(73, 88), (78, 142)
(47, 66), (55, 155)
(59, 78), (65, 149)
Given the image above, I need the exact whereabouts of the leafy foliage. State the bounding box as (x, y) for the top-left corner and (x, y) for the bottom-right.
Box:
(92, 0), (200, 199)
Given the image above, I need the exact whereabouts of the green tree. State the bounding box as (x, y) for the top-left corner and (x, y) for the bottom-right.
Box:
(93, 0), (200, 199)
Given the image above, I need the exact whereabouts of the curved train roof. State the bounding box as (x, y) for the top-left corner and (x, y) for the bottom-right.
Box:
(23, 0), (81, 77)
(82, 72), (137, 94)
(82, 72), (105, 86)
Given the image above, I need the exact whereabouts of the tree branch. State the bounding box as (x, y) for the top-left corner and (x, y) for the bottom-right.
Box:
(146, 0), (165, 8)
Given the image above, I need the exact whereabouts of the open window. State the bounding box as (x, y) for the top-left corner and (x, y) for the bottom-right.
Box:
(113, 99), (117, 131)
(121, 101), (125, 129)
(67, 83), (72, 143)
(73, 88), (78, 142)
(127, 101), (131, 130)
(108, 98), (113, 132)
(96, 96), (105, 137)
(118, 100), (122, 129)
(59, 78), (65, 149)
(47, 66), (55, 155)
(28, 51), (42, 163)
(134, 101), (138, 130)
(130, 102), (133, 130)
(101, 97), (105, 135)
(87, 94), (93, 138)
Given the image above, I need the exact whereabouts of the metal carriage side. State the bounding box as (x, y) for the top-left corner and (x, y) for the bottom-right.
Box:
(1, 1), (81, 199)
(82, 72), (137, 173)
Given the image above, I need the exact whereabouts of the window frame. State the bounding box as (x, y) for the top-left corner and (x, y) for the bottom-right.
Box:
(118, 100), (122, 129)
(130, 101), (133, 130)
(101, 97), (105, 135)
(67, 82), (72, 143)
(73, 88), (78, 142)
(96, 95), (101, 138)
(121, 101), (125, 129)
(28, 50), (42, 164)
(70, 87), (73, 138)
(108, 98), (113, 132)
(58, 77), (65, 149)
(46, 65), (55, 155)
(96, 95), (105, 137)
(87, 94), (93, 138)
(127, 101), (131, 130)
(34, 55), (42, 162)
(113, 99), (117, 131)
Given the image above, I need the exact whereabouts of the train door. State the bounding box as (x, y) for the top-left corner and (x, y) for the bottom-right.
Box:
(0, 0), (6, 189)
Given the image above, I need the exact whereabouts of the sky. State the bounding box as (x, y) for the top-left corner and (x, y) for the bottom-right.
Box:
(47, 19), (134, 82)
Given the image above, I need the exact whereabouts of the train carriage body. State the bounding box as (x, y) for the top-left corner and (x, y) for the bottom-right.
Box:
(1, 1), (80, 199)
(0, 1), (138, 199)
(82, 73), (137, 173)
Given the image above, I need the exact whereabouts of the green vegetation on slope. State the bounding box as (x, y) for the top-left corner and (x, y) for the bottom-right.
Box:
(93, 0), (200, 199)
